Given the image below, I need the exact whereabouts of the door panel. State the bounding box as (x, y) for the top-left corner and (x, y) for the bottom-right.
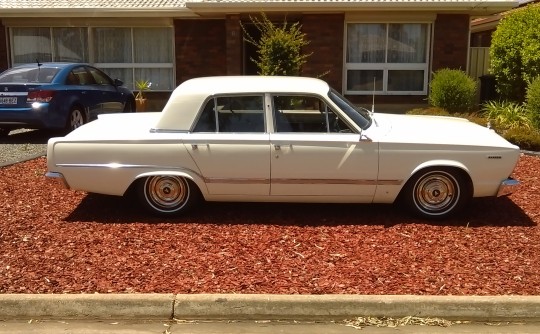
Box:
(184, 134), (271, 195)
(270, 133), (378, 199)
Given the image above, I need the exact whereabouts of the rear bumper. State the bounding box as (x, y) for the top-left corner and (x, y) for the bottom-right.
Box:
(497, 177), (519, 197)
(45, 171), (70, 189)
(0, 104), (64, 130)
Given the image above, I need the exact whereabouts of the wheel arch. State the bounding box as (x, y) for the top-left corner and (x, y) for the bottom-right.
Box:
(398, 160), (474, 201)
(124, 170), (208, 198)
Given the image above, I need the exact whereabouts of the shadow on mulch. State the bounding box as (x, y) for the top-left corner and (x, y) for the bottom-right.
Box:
(65, 193), (535, 228)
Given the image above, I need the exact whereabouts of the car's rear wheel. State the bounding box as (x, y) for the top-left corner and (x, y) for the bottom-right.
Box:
(401, 167), (472, 219)
(137, 175), (199, 216)
(65, 106), (85, 133)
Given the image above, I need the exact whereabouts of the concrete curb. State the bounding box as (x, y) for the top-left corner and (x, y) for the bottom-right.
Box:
(2, 294), (540, 322)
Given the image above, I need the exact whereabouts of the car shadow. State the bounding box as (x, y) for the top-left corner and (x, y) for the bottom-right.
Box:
(0, 129), (59, 144)
(64, 193), (535, 227)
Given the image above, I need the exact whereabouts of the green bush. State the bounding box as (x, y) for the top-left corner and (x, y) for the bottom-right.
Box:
(490, 4), (540, 102)
(428, 69), (476, 113)
(503, 127), (540, 151)
(406, 107), (450, 116)
(526, 76), (540, 129)
(482, 100), (532, 130)
(243, 13), (310, 76)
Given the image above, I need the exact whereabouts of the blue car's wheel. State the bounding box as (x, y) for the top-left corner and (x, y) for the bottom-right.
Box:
(66, 107), (85, 133)
(138, 175), (200, 216)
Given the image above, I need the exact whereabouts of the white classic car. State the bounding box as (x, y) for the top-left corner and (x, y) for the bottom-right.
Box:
(46, 76), (520, 219)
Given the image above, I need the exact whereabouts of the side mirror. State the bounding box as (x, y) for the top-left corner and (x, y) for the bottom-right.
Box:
(114, 78), (123, 87)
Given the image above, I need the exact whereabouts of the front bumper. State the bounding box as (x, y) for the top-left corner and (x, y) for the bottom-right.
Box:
(497, 177), (520, 197)
(45, 171), (70, 189)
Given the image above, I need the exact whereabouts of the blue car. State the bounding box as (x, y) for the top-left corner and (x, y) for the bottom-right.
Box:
(0, 62), (136, 136)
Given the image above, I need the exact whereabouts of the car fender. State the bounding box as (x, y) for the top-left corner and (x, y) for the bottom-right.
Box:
(406, 159), (472, 186)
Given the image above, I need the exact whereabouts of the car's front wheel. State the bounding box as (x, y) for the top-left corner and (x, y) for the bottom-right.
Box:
(137, 175), (199, 217)
(65, 106), (85, 133)
(401, 167), (472, 219)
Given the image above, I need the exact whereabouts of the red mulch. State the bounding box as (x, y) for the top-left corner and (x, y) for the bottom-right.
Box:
(0, 155), (539, 295)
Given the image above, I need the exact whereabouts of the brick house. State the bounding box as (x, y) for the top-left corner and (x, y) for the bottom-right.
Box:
(0, 0), (517, 111)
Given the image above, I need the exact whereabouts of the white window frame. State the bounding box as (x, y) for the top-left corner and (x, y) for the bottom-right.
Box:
(344, 21), (432, 96)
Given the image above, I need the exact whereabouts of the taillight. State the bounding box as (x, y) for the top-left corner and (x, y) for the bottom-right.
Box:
(27, 90), (55, 103)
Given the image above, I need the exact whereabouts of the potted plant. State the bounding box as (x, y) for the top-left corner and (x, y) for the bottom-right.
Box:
(135, 79), (151, 112)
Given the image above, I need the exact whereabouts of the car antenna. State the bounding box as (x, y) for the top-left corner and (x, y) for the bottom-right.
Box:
(370, 77), (379, 127)
(371, 76), (375, 116)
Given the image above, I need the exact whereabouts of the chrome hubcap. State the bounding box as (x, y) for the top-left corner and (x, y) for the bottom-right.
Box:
(415, 173), (457, 212)
(146, 176), (188, 210)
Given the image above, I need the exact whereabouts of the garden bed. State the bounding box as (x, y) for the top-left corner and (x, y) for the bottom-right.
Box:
(0, 155), (539, 295)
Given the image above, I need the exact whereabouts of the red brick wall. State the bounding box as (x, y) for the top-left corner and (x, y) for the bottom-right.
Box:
(432, 14), (470, 72)
(0, 24), (8, 71)
(174, 19), (227, 85)
(301, 14), (344, 91)
(225, 15), (242, 75)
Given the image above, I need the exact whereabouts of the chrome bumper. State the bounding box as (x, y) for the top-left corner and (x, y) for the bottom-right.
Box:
(45, 171), (70, 189)
(497, 177), (519, 197)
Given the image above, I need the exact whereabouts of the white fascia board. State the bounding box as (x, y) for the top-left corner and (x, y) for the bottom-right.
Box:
(186, 1), (518, 16)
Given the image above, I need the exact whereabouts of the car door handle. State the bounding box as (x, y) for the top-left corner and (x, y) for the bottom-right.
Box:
(274, 144), (281, 150)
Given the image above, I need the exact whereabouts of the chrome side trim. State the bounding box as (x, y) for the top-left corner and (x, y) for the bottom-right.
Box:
(203, 178), (402, 186)
(56, 163), (184, 170)
(54, 163), (402, 186)
(497, 177), (520, 197)
(204, 178), (271, 185)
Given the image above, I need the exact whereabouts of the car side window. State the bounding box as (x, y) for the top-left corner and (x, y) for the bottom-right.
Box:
(87, 67), (113, 85)
(193, 95), (265, 133)
(273, 95), (352, 133)
(72, 67), (96, 85)
(66, 71), (80, 85)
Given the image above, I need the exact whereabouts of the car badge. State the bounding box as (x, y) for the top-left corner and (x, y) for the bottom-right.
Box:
(3, 87), (7, 92)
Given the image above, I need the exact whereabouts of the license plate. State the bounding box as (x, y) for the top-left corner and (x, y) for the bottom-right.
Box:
(0, 97), (17, 104)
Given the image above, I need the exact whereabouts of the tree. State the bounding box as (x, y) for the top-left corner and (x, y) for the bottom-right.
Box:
(242, 13), (311, 76)
(490, 4), (540, 102)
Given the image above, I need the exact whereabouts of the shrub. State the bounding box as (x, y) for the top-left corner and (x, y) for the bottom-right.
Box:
(428, 69), (476, 113)
(490, 4), (540, 102)
(482, 100), (533, 130)
(503, 127), (540, 151)
(242, 13), (311, 76)
(526, 76), (540, 129)
(406, 107), (450, 116)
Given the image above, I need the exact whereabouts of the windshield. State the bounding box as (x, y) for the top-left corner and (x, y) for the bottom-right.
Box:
(0, 67), (60, 84)
(328, 88), (372, 130)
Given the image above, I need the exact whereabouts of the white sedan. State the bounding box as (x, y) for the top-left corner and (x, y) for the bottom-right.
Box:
(46, 76), (520, 219)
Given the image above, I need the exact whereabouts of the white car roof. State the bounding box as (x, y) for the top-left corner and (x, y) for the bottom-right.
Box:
(179, 76), (331, 95)
(156, 76), (332, 131)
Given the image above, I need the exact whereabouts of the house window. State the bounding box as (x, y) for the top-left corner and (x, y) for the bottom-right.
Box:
(10, 27), (173, 91)
(345, 23), (430, 95)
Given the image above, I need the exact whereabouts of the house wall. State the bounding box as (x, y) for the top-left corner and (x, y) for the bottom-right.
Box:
(174, 19), (228, 84)
(170, 13), (471, 110)
(301, 14), (344, 91)
(432, 14), (470, 72)
(0, 23), (8, 71)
